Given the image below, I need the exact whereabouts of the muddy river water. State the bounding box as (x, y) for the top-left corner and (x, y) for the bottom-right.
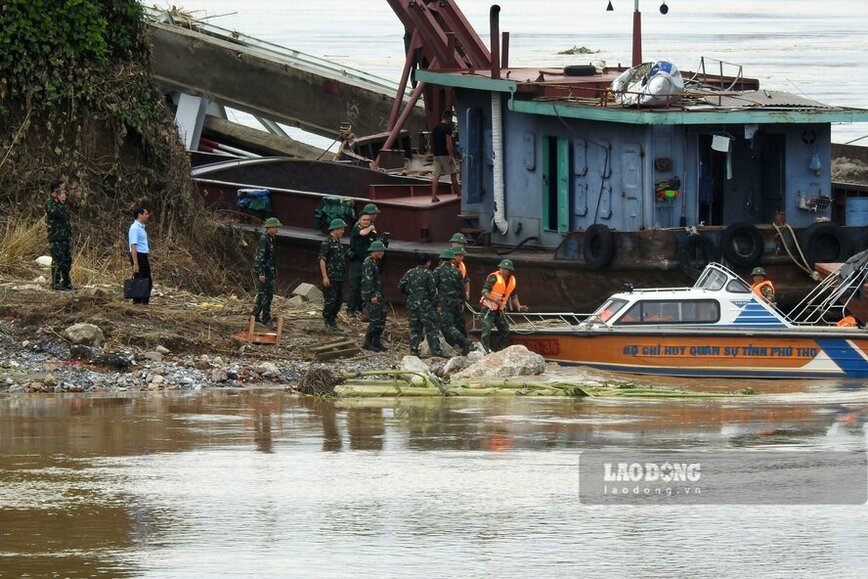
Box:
(2, 380), (867, 577)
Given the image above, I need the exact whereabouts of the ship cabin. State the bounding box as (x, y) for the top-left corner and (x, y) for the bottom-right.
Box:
(416, 60), (868, 260)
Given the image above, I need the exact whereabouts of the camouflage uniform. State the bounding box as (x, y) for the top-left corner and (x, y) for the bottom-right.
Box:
(480, 272), (514, 352)
(347, 221), (376, 314)
(398, 266), (446, 356)
(319, 236), (346, 328)
(361, 254), (386, 347)
(45, 195), (72, 289)
(433, 261), (471, 354)
(251, 232), (276, 323)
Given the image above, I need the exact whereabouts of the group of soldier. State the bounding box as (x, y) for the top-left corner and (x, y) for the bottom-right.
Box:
(251, 201), (527, 357)
(44, 175), (524, 356)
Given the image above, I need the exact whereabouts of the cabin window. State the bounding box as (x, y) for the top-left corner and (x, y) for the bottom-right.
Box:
(726, 279), (751, 293)
(542, 136), (570, 233)
(696, 268), (728, 291)
(587, 298), (628, 323)
(615, 300), (720, 325)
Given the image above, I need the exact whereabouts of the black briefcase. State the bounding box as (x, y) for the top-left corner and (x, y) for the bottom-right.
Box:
(123, 278), (151, 300)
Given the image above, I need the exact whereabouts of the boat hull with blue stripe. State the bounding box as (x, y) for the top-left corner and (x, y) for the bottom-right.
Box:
(503, 262), (868, 379)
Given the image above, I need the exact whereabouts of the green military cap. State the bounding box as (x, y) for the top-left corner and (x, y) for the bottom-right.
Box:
(449, 233), (467, 243)
(498, 258), (515, 271)
(450, 245), (465, 256)
(439, 248), (455, 259)
(263, 217), (282, 228)
(368, 240), (386, 252)
(328, 218), (348, 230)
(362, 203), (380, 215)
(751, 267), (767, 276)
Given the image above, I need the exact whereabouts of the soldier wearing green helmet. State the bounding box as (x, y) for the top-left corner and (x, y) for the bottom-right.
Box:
(319, 218), (348, 332)
(251, 217), (282, 328)
(750, 266), (776, 304)
(361, 240), (388, 351)
(433, 248), (472, 355)
(347, 203), (382, 316)
(479, 258), (528, 352)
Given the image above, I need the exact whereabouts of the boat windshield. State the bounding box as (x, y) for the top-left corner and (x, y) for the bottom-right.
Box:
(696, 268), (728, 291)
(587, 298), (628, 323)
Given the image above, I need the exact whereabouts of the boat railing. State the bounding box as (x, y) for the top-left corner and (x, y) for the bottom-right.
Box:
(466, 305), (590, 333)
(686, 57), (746, 92)
(788, 251), (868, 325)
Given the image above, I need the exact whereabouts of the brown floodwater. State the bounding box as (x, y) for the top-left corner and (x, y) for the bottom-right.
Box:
(1, 383), (867, 577)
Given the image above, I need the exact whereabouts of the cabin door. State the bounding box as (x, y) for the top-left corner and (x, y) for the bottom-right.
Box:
(542, 136), (570, 233)
(698, 135), (725, 225)
(621, 144), (643, 230)
(464, 107), (484, 203)
(760, 134), (785, 222)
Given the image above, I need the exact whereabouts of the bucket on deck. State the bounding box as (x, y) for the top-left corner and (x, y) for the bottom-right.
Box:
(845, 197), (868, 226)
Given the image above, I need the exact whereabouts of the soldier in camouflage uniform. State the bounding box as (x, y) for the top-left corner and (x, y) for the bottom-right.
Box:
(451, 244), (470, 335)
(433, 248), (472, 355)
(251, 217), (281, 329)
(398, 253), (446, 357)
(319, 218), (348, 332)
(346, 203), (380, 316)
(44, 179), (74, 291)
(479, 259), (528, 353)
(361, 240), (387, 352)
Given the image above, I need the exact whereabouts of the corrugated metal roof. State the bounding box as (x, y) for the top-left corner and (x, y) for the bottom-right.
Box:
(702, 90), (836, 110)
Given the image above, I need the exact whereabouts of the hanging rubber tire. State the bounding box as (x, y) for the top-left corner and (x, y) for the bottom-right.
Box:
(679, 234), (719, 280)
(583, 224), (616, 270)
(564, 64), (597, 77)
(720, 222), (764, 268)
(800, 222), (850, 267)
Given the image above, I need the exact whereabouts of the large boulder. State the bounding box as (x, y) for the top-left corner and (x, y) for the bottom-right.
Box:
(453, 345), (545, 380)
(292, 283), (323, 303)
(63, 323), (105, 347)
(400, 355), (432, 386)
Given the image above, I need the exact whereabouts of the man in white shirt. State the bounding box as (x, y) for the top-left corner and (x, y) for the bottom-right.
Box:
(128, 207), (151, 304)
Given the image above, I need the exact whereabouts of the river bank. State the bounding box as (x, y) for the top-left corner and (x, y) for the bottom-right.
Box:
(0, 273), (412, 394)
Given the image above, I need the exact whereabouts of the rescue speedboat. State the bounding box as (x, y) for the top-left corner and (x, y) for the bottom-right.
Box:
(500, 258), (868, 379)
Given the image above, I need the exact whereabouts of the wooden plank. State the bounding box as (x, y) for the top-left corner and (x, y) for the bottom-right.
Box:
(305, 346), (362, 361)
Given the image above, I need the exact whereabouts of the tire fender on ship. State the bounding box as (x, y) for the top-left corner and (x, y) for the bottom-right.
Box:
(564, 64), (597, 77)
(583, 224), (616, 270)
(679, 233), (720, 280)
(800, 222), (850, 267)
(720, 222), (764, 267)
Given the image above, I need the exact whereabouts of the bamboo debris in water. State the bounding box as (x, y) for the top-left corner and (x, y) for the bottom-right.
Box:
(321, 370), (757, 399)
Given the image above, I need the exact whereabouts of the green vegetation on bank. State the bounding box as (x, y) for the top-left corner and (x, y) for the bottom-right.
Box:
(0, 0), (248, 294)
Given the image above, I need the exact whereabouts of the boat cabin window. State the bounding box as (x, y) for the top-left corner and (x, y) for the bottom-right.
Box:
(696, 268), (728, 291)
(615, 299), (720, 325)
(726, 278), (751, 293)
(587, 298), (628, 323)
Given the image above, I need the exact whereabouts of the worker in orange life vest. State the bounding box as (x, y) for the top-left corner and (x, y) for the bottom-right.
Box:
(449, 233), (471, 298)
(750, 267), (776, 305)
(479, 258), (528, 353)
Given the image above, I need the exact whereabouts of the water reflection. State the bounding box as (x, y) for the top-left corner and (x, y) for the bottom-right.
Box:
(1, 387), (866, 577)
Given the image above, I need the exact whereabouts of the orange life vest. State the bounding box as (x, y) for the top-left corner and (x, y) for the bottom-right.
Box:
(458, 260), (467, 279)
(837, 316), (857, 327)
(480, 271), (516, 311)
(751, 279), (775, 301)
